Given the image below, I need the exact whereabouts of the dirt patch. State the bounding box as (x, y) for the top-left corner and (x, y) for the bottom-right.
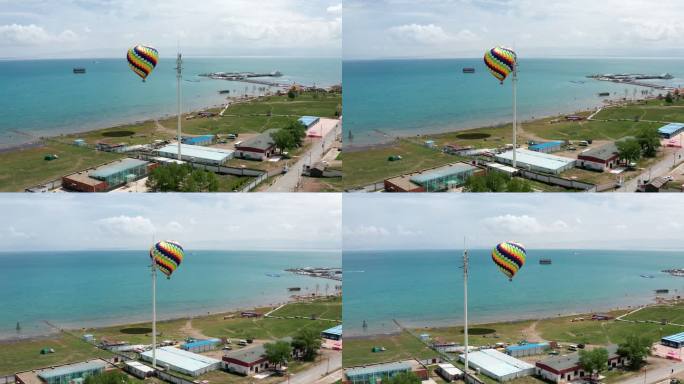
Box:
(101, 130), (135, 138)
(520, 321), (545, 342)
(456, 132), (491, 140)
(179, 319), (211, 340)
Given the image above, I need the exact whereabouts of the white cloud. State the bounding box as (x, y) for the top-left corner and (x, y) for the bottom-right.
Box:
(0, 24), (78, 45)
(388, 23), (453, 45)
(327, 3), (342, 14)
(97, 215), (155, 236)
(164, 221), (184, 233)
(344, 224), (390, 237)
(7, 226), (31, 239)
(482, 214), (569, 235)
(620, 18), (680, 42)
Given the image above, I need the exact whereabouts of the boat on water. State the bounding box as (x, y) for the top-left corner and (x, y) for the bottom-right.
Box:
(219, 90), (231, 94)
(462, 67), (475, 74)
(287, 287), (301, 292)
(640, 274), (655, 278)
(598, 92), (610, 97)
(73, 68), (86, 74)
(539, 258), (552, 265)
(266, 273), (281, 277)
(656, 289), (670, 294)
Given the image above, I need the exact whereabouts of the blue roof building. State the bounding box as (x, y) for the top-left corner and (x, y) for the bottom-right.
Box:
(662, 332), (684, 348)
(298, 116), (320, 128)
(658, 123), (684, 139)
(181, 338), (222, 353)
(506, 342), (549, 357)
(89, 158), (150, 188)
(321, 325), (342, 340)
(528, 141), (563, 153)
(182, 135), (215, 146)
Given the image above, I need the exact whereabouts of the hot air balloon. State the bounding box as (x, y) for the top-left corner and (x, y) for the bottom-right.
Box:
(150, 240), (184, 279)
(127, 45), (159, 82)
(491, 241), (526, 281)
(484, 47), (517, 84)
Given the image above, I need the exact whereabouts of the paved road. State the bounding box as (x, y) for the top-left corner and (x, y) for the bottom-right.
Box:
(617, 360), (684, 384)
(282, 349), (341, 384)
(617, 147), (684, 192)
(266, 122), (341, 192)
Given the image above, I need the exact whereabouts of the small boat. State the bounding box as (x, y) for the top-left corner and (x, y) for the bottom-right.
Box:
(539, 258), (552, 265)
(73, 68), (86, 74)
(219, 90), (231, 94)
(598, 92), (610, 97)
(266, 273), (281, 277)
(288, 287), (301, 292)
(640, 274), (655, 278)
(656, 289), (670, 294)
(462, 67), (475, 74)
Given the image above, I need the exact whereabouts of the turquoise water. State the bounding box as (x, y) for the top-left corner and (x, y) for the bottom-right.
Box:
(343, 58), (684, 146)
(0, 250), (340, 339)
(0, 57), (341, 148)
(343, 249), (684, 336)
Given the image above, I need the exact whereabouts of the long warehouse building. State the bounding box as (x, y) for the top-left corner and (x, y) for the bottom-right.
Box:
(495, 149), (576, 175)
(460, 349), (535, 382)
(141, 346), (221, 377)
(155, 144), (234, 165)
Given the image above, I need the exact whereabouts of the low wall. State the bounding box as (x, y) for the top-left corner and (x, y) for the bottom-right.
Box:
(519, 169), (596, 191)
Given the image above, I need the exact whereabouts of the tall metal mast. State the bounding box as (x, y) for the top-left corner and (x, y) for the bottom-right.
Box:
(176, 53), (183, 160)
(463, 238), (469, 375)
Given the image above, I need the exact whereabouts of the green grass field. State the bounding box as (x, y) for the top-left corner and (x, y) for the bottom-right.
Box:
(270, 297), (342, 320)
(0, 334), (114, 376)
(339, 140), (463, 189)
(0, 141), (124, 192)
(343, 332), (439, 367)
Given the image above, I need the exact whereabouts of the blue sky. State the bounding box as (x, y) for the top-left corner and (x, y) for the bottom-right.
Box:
(0, 194), (341, 251)
(0, 0), (342, 59)
(343, 194), (684, 250)
(344, 0), (684, 59)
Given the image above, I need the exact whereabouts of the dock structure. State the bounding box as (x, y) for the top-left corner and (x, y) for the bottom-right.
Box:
(587, 73), (675, 91)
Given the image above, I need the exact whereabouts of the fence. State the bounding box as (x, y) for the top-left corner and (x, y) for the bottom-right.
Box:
(519, 169), (596, 191)
(0, 375), (15, 384)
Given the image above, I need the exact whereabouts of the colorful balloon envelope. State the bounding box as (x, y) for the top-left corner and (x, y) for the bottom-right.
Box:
(127, 45), (159, 82)
(150, 240), (184, 279)
(491, 241), (526, 281)
(484, 46), (517, 84)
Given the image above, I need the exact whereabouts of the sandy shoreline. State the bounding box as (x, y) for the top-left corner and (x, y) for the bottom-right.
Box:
(0, 292), (341, 344)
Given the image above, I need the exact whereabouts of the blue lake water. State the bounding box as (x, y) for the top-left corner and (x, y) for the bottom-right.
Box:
(0, 57), (341, 148)
(0, 250), (340, 339)
(343, 58), (684, 146)
(343, 249), (684, 336)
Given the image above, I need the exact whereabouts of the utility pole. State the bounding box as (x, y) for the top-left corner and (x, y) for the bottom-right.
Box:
(512, 61), (518, 168)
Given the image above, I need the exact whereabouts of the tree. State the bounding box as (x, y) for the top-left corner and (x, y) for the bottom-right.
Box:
(616, 138), (642, 164)
(271, 129), (296, 154)
(287, 86), (298, 100)
(579, 348), (609, 381)
(85, 371), (134, 384)
(146, 164), (219, 192)
(292, 328), (322, 361)
(284, 120), (308, 147)
(665, 92), (674, 104)
(463, 172), (532, 192)
(386, 372), (421, 384)
(636, 127), (661, 157)
(618, 334), (651, 370)
(264, 340), (292, 369)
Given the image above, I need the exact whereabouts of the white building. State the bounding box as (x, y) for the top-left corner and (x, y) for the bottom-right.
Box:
(141, 346), (221, 377)
(460, 349), (535, 382)
(495, 149), (576, 175)
(436, 363), (463, 382)
(124, 361), (155, 379)
(155, 144), (234, 165)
